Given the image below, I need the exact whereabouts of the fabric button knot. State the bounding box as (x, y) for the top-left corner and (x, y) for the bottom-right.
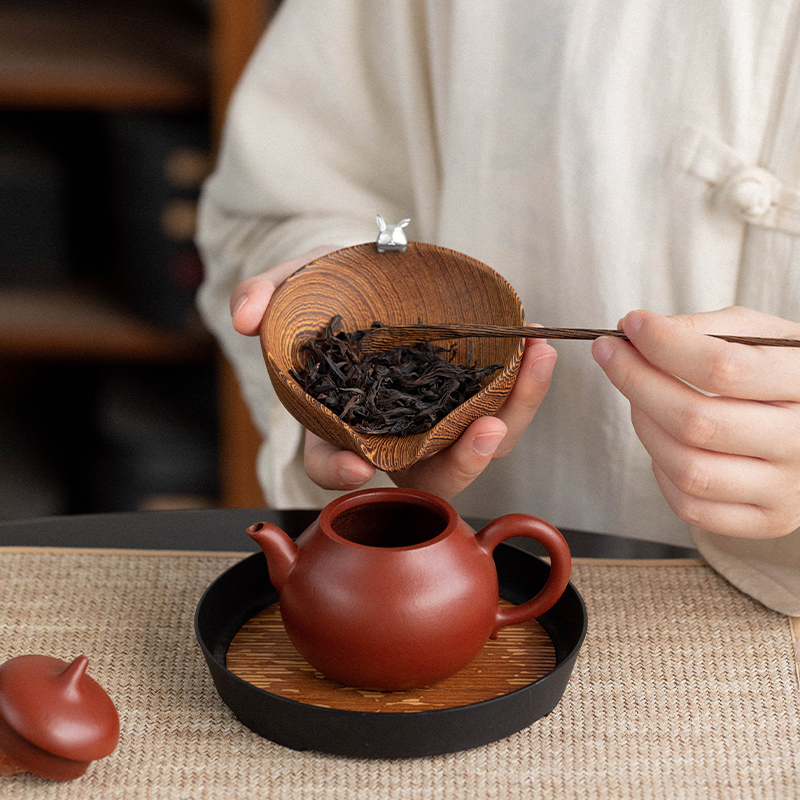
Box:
(723, 167), (775, 221)
(675, 126), (800, 235)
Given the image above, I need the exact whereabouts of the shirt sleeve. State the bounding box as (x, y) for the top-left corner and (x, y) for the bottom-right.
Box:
(691, 526), (800, 616)
(194, 0), (436, 506)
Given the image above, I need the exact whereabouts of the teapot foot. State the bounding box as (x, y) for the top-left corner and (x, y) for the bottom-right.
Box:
(0, 746), (25, 777)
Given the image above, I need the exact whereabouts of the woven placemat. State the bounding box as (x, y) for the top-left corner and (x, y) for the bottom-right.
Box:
(0, 548), (797, 800)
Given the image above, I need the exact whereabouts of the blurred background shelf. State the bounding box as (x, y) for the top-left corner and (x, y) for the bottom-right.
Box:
(0, 0), (273, 521)
(0, 1), (208, 110)
(0, 284), (212, 361)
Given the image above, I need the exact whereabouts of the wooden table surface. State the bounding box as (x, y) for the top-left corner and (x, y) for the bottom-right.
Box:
(3, 511), (796, 800)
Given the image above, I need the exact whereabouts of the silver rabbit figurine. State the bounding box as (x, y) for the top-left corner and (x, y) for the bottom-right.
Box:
(376, 214), (411, 252)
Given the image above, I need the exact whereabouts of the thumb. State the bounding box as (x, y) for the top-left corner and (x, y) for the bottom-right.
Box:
(231, 245), (339, 335)
(390, 416), (508, 500)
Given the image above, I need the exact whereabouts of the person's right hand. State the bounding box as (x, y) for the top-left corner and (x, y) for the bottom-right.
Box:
(304, 331), (557, 499)
(385, 332), (556, 499)
(229, 245), (339, 335)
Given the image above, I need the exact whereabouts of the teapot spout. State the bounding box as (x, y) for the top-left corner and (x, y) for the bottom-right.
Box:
(246, 522), (299, 591)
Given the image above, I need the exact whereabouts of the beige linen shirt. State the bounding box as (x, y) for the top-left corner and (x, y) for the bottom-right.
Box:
(196, 0), (800, 614)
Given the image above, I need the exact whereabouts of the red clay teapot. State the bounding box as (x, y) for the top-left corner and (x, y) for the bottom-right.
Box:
(247, 488), (571, 691)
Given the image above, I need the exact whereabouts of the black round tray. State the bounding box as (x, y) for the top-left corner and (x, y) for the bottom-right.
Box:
(195, 544), (587, 758)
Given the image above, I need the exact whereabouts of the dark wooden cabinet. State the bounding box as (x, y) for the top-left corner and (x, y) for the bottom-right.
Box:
(0, 0), (273, 514)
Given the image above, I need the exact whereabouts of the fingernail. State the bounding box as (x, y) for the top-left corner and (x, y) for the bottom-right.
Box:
(473, 431), (505, 457)
(339, 464), (371, 486)
(592, 337), (617, 367)
(624, 310), (645, 337)
(232, 294), (249, 319)
(530, 353), (556, 382)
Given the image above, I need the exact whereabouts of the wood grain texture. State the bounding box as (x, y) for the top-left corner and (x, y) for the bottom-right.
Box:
(226, 601), (556, 712)
(259, 242), (525, 472)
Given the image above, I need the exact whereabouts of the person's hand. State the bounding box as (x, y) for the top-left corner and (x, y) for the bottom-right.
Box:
(230, 245), (381, 492)
(229, 250), (557, 499)
(229, 244), (377, 490)
(591, 306), (800, 539)
(304, 333), (557, 499)
(229, 245), (339, 335)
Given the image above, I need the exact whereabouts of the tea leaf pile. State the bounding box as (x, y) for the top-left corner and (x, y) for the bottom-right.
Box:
(290, 316), (501, 436)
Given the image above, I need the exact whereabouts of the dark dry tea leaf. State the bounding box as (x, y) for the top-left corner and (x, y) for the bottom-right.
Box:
(290, 316), (502, 436)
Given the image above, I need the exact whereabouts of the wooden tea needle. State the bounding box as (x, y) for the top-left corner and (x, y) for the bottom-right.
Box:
(358, 323), (800, 352)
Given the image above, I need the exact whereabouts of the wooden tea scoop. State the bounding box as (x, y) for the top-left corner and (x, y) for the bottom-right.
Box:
(359, 323), (800, 352)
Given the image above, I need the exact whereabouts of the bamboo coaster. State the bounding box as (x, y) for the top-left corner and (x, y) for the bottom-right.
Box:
(226, 600), (556, 712)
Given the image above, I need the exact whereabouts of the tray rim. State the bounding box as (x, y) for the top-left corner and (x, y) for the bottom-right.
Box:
(194, 543), (588, 756)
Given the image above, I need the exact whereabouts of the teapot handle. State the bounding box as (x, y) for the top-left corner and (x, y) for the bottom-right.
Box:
(475, 514), (571, 637)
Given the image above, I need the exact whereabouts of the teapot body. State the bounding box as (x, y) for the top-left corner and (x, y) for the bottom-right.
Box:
(247, 488), (571, 691)
(283, 494), (497, 690)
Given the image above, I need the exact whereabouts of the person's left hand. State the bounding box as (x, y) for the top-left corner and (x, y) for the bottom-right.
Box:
(591, 306), (800, 539)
